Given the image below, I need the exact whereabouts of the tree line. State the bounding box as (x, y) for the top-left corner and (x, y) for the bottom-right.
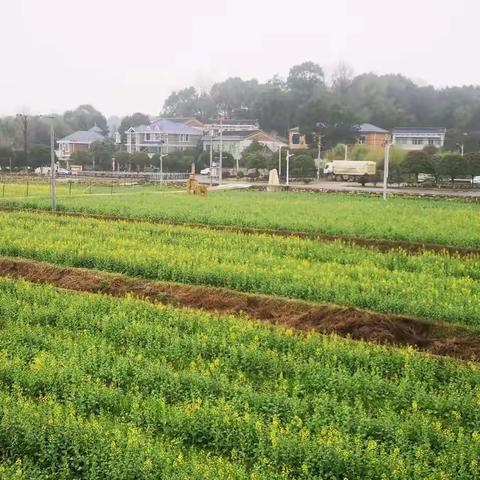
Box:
(4, 61), (480, 172)
(162, 61), (480, 151)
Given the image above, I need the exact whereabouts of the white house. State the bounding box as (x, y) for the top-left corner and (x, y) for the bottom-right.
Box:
(202, 129), (286, 161)
(392, 127), (446, 150)
(125, 118), (202, 154)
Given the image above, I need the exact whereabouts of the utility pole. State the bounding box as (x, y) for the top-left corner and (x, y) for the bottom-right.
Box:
(383, 142), (391, 201)
(16, 114), (29, 165)
(286, 150), (294, 187)
(209, 129), (213, 186)
(48, 116), (56, 212)
(159, 151), (168, 184)
(219, 116), (223, 185)
(278, 145), (283, 177)
(9, 144), (13, 172)
(316, 135), (322, 180)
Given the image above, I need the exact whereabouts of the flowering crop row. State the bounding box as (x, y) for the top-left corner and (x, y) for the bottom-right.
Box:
(0, 211), (479, 328)
(2, 190), (480, 247)
(0, 278), (479, 479)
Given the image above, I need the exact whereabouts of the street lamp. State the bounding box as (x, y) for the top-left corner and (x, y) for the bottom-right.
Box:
(159, 153), (168, 183)
(219, 116), (223, 185)
(316, 135), (322, 180)
(278, 145), (284, 177)
(209, 129), (214, 186)
(286, 150), (294, 187)
(159, 141), (167, 183)
(383, 142), (392, 201)
(456, 132), (469, 156)
(41, 115), (57, 212)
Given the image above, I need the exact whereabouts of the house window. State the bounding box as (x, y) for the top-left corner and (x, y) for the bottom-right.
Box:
(145, 133), (151, 141)
(412, 138), (424, 145)
(179, 134), (190, 142)
(291, 134), (300, 145)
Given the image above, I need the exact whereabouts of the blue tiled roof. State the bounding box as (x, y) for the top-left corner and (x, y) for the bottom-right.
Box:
(58, 130), (104, 143)
(132, 119), (202, 135)
(354, 123), (389, 134)
(393, 127), (446, 134)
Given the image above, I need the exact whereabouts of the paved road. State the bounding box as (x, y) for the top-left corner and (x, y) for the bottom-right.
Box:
(287, 181), (480, 198)
(202, 178), (480, 199)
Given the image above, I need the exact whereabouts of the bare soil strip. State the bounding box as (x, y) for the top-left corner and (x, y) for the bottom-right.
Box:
(0, 256), (479, 362)
(0, 206), (478, 258)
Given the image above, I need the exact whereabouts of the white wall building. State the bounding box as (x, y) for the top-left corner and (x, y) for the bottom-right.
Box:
(392, 127), (446, 150)
(202, 130), (286, 161)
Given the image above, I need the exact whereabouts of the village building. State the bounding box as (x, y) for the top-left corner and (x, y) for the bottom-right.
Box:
(355, 123), (390, 147)
(125, 118), (203, 154)
(57, 126), (105, 164)
(288, 127), (316, 150)
(202, 129), (286, 161)
(392, 127), (446, 150)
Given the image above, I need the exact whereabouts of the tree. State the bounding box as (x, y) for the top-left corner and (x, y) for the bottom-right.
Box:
(0, 146), (13, 169)
(210, 77), (259, 118)
(241, 140), (272, 171)
(63, 105), (107, 133)
(439, 153), (466, 185)
(91, 140), (115, 170)
(289, 153), (316, 178)
(130, 152), (150, 172)
(464, 152), (480, 182)
(163, 88), (216, 120)
(29, 144), (51, 169)
(402, 150), (431, 184)
(70, 150), (93, 167)
(287, 62), (325, 99)
(253, 80), (292, 136)
(424, 155), (444, 184)
(331, 62), (354, 104)
(114, 151), (131, 171)
(118, 113), (150, 142)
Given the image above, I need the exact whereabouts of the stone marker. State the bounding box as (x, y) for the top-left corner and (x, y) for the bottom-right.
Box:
(267, 169), (281, 191)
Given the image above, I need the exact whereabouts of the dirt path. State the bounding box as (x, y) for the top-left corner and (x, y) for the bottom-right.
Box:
(0, 256), (479, 362)
(0, 206), (478, 258)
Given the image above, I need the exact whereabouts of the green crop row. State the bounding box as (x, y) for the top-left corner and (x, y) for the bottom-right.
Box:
(0, 278), (480, 479)
(1, 189), (480, 247)
(0, 211), (479, 328)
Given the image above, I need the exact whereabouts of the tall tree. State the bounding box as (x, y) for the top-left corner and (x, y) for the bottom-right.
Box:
(210, 77), (259, 118)
(402, 150), (431, 184)
(63, 105), (108, 133)
(163, 87), (216, 120)
(118, 113), (150, 142)
(90, 140), (115, 170)
(29, 144), (51, 169)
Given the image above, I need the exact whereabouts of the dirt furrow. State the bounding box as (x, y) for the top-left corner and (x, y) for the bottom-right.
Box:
(0, 256), (479, 362)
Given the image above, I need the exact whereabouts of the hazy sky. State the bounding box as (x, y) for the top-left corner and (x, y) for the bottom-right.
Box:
(1, 0), (479, 117)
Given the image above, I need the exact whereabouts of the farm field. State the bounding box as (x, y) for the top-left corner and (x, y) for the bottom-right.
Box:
(0, 191), (479, 479)
(0, 180), (176, 199)
(1, 189), (480, 248)
(0, 278), (480, 479)
(0, 211), (479, 328)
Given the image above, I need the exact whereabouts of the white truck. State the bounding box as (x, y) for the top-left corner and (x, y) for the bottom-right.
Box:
(323, 161), (376, 182)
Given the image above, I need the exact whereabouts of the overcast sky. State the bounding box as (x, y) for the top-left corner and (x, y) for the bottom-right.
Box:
(1, 0), (479, 117)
